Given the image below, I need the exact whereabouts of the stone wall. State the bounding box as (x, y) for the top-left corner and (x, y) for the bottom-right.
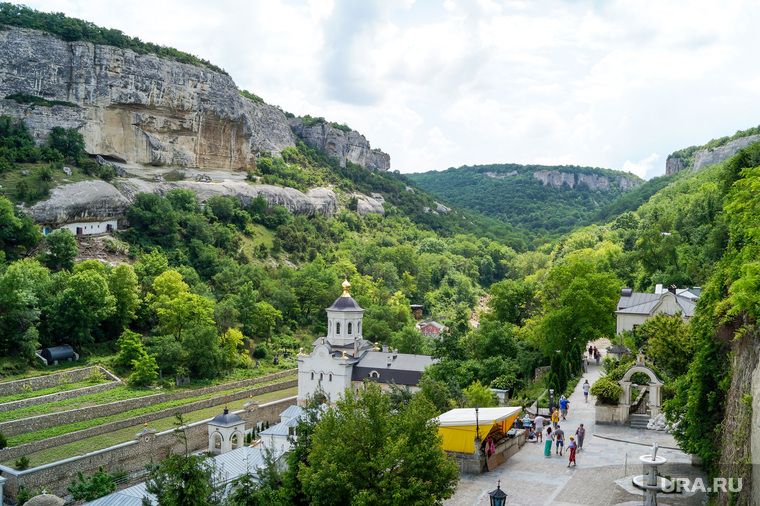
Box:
(1, 370), (296, 437)
(0, 379), (297, 462)
(0, 376), (121, 414)
(0, 366), (118, 398)
(0, 396), (297, 499)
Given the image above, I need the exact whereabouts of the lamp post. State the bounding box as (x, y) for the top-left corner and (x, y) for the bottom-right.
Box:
(489, 480), (507, 506)
(475, 405), (480, 440)
(548, 388), (555, 414)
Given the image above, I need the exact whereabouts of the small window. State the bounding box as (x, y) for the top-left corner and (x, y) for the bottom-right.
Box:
(311, 372), (314, 380)
(320, 373), (323, 381)
(348, 322), (352, 335)
(329, 373), (333, 382)
(370, 371), (379, 379)
(336, 322), (341, 334)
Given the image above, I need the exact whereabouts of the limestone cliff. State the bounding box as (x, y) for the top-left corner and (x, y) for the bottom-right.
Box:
(665, 156), (684, 176)
(692, 135), (760, 172)
(0, 27), (297, 170)
(26, 179), (391, 226)
(289, 119), (390, 171)
(532, 170), (640, 191)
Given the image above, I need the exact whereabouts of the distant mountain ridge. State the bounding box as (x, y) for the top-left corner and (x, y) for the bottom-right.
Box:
(408, 163), (643, 235)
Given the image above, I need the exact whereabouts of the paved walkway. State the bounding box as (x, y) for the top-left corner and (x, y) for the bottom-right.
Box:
(444, 339), (708, 506)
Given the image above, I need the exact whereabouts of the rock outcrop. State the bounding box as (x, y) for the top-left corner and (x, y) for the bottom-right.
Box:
(289, 119), (390, 171)
(533, 170), (640, 191)
(0, 27), (296, 170)
(28, 180), (133, 225)
(665, 156), (684, 176)
(26, 179), (392, 225)
(692, 135), (760, 172)
(354, 194), (385, 216)
(484, 171), (518, 178)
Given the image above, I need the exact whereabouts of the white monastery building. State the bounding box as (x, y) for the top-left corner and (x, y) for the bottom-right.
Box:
(614, 284), (700, 335)
(297, 279), (435, 405)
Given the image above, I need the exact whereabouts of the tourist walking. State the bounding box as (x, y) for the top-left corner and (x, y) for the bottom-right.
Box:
(544, 427), (553, 456)
(567, 436), (577, 467)
(554, 424), (565, 456)
(575, 423), (585, 451)
(594, 348), (601, 366)
(559, 395), (569, 420)
(551, 408), (559, 428)
(534, 413), (545, 443)
(582, 379), (591, 403)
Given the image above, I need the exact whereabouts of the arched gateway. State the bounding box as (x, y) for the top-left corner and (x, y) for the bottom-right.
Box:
(618, 353), (665, 417)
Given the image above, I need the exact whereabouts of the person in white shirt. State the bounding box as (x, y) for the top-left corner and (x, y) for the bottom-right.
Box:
(533, 414), (546, 443)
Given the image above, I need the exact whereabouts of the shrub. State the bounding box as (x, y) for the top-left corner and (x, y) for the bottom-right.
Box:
(252, 343), (268, 359)
(88, 367), (107, 384)
(15, 455), (30, 470)
(590, 376), (622, 405)
(0, 430), (7, 449)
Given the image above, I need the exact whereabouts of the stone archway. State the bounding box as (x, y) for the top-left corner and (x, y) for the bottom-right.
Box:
(618, 355), (665, 417)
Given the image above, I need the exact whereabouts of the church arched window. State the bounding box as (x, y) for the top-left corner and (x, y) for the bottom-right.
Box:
(311, 372), (314, 381)
(369, 371), (380, 379)
(348, 322), (353, 335)
(320, 373), (323, 381)
(329, 373), (333, 382)
(336, 322), (341, 334)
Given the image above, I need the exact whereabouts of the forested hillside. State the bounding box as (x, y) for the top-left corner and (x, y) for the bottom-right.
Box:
(0, 5), (756, 502)
(407, 163), (642, 236)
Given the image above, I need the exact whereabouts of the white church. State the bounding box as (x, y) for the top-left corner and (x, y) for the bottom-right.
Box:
(297, 279), (435, 405)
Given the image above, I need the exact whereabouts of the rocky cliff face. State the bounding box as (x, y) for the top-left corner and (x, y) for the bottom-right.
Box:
(289, 119), (390, 171)
(27, 179), (389, 226)
(532, 170), (640, 191)
(665, 156), (684, 176)
(0, 27), (297, 170)
(692, 135), (760, 172)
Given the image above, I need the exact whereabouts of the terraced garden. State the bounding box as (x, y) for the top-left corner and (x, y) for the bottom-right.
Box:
(0, 367), (298, 471)
(1, 385), (297, 467)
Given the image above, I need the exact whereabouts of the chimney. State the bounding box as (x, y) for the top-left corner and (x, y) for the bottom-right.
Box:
(655, 284), (663, 294)
(382, 345), (389, 353)
(668, 284), (677, 295)
(387, 355), (392, 367)
(393, 348), (398, 358)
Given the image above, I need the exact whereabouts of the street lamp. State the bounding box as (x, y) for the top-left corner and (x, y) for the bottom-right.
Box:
(489, 480), (507, 506)
(548, 388), (555, 414)
(475, 405), (480, 440)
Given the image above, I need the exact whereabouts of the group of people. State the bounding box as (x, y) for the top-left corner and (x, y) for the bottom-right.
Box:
(588, 345), (602, 366)
(520, 383), (593, 468)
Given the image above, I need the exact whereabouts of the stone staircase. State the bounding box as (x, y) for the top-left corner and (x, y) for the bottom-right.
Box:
(629, 413), (651, 429)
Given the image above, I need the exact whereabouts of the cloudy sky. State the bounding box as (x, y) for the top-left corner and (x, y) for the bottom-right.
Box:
(22, 0), (760, 179)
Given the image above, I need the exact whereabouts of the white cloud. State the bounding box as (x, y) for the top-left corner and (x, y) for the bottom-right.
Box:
(621, 153), (660, 179)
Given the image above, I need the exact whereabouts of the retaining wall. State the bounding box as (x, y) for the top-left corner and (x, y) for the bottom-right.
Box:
(0, 379), (297, 462)
(1, 369), (297, 437)
(0, 366), (119, 398)
(0, 376), (121, 414)
(0, 396), (297, 499)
